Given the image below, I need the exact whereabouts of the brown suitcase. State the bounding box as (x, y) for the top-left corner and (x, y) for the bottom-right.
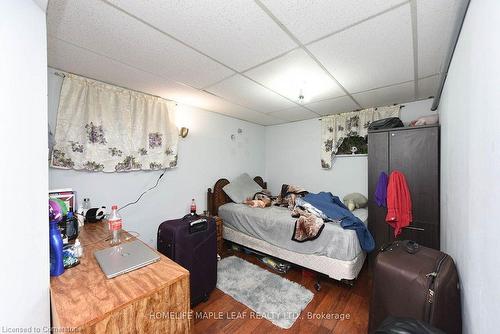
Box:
(369, 240), (461, 334)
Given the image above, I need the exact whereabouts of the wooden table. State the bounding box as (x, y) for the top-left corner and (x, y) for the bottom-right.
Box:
(50, 222), (192, 333)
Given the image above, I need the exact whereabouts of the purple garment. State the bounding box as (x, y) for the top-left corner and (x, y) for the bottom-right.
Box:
(375, 172), (388, 207)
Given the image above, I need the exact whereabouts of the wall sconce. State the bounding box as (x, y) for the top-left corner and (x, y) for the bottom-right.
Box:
(179, 127), (189, 138)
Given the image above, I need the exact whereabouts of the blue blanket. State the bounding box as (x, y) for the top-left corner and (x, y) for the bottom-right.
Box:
(302, 192), (375, 252)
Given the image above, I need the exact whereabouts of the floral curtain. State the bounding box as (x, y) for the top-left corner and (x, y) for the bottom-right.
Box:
(320, 106), (400, 169)
(51, 74), (178, 172)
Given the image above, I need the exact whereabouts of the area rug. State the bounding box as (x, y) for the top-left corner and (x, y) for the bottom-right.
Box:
(216, 256), (314, 329)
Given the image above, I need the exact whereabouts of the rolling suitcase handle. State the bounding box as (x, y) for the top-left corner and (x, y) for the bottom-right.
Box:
(379, 240), (420, 254)
(182, 214), (209, 234)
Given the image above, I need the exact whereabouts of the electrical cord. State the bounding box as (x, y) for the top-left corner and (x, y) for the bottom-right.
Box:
(71, 169), (165, 247)
(118, 168), (168, 212)
(71, 169), (167, 215)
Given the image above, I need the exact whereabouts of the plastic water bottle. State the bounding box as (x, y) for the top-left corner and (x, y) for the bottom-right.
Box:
(77, 205), (85, 228)
(73, 238), (83, 258)
(190, 199), (197, 215)
(108, 205), (122, 246)
(49, 220), (64, 276)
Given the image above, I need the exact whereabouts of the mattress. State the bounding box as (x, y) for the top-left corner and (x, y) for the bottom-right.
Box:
(218, 203), (368, 261)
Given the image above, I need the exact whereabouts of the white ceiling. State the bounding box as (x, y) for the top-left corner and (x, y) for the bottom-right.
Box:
(47, 0), (465, 126)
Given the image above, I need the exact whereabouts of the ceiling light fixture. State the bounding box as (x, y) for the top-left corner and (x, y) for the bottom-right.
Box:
(298, 95), (305, 103)
(298, 87), (309, 104)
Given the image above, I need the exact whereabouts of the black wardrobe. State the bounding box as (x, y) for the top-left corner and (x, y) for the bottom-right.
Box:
(367, 125), (440, 258)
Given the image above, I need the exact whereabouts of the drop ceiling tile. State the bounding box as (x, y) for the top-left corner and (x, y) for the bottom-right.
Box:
(48, 37), (278, 126)
(418, 75), (440, 100)
(308, 4), (414, 93)
(353, 81), (415, 108)
(417, 0), (463, 77)
(47, 0), (233, 88)
(48, 37), (192, 99)
(268, 106), (318, 122)
(160, 85), (284, 126)
(141, 84), (284, 125)
(261, 0), (405, 44)
(245, 49), (344, 103)
(240, 112), (287, 126)
(305, 96), (359, 116)
(107, 0), (297, 71)
(206, 75), (295, 113)
(47, 38), (228, 112)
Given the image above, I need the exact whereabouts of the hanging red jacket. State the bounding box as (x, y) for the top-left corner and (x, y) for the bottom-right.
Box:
(385, 170), (412, 236)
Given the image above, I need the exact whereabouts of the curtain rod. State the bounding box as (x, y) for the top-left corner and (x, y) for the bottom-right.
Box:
(318, 104), (404, 121)
(53, 69), (177, 105)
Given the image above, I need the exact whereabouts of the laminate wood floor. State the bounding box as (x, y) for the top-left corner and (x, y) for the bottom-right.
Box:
(193, 251), (372, 333)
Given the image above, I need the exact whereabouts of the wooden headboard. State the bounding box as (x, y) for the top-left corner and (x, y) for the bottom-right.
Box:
(207, 176), (267, 216)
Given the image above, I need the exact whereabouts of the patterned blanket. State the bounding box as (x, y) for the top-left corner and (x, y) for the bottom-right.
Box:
(272, 184), (329, 242)
(243, 184), (328, 242)
(291, 206), (326, 242)
(272, 184), (309, 209)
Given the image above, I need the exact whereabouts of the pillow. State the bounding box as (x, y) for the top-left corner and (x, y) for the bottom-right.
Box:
(223, 173), (262, 204)
(343, 193), (368, 211)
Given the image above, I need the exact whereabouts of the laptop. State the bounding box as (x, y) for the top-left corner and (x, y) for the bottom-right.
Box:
(94, 240), (160, 279)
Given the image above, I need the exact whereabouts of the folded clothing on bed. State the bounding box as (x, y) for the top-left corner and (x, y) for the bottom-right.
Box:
(302, 192), (375, 252)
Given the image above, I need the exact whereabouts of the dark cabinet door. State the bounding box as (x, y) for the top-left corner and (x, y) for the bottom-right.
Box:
(368, 132), (390, 254)
(388, 127), (440, 249)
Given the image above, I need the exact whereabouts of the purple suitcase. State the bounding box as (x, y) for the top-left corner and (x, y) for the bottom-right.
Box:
(157, 214), (217, 306)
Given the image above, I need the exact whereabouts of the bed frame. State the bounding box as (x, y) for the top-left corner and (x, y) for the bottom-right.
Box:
(207, 176), (365, 286)
(207, 176), (267, 216)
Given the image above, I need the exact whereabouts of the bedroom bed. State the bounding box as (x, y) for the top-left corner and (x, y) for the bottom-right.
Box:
(207, 176), (366, 285)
